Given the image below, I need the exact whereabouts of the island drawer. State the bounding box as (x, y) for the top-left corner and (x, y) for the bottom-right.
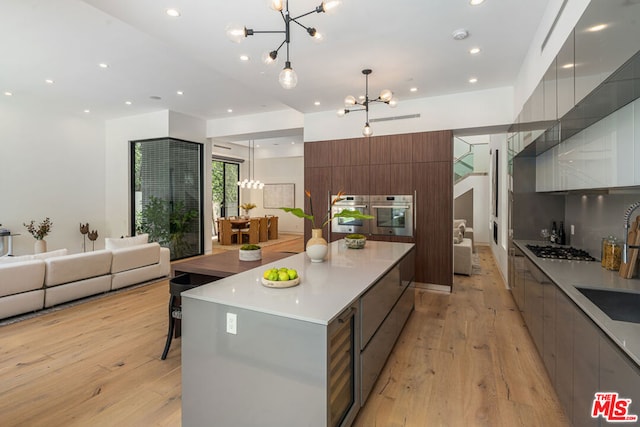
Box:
(360, 264), (404, 348)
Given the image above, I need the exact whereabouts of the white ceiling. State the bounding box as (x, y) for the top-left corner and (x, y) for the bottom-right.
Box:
(1, 0), (552, 141)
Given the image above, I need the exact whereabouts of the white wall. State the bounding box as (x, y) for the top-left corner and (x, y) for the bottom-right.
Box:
(488, 133), (510, 284)
(304, 86), (514, 141)
(0, 103), (106, 255)
(240, 157), (305, 235)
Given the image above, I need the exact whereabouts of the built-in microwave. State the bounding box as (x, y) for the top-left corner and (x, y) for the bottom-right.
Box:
(370, 195), (414, 237)
(330, 195), (370, 235)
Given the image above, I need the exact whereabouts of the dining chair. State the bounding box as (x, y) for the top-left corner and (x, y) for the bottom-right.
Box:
(240, 218), (260, 244)
(268, 216), (278, 240)
(219, 218), (236, 245)
(259, 217), (269, 242)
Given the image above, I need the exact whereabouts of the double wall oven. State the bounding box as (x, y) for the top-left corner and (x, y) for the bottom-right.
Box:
(331, 194), (414, 238)
(370, 195), (414, 237)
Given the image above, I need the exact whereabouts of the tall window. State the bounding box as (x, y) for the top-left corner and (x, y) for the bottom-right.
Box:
(212, 159), (239, 220)
(131, 138), (203, 260)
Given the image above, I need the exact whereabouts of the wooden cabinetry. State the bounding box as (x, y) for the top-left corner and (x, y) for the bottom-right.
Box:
(306, 131), (452, 287)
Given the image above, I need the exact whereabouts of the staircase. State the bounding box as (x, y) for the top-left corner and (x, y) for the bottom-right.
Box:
(454, 137), (487, 183)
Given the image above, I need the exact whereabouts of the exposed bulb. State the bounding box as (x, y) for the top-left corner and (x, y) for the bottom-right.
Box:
(225, 24), (246, 43)
(259, 182), (265, 189)
(321, 0), (342, 14)
(312, 31), (324, 42)
(279, 63), (298, 89)
(363, 123), (373, 137)
(262, 50), (278, 65)
(389, 98), (398, 108)
(379, 89), (393, 102)
(336, 109), (346, 117)
(269, 0), (284, 11)
(344, 95), (356, 107)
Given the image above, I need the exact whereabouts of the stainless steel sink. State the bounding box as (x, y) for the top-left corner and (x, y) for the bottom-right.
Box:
(576, 287), (640, 324)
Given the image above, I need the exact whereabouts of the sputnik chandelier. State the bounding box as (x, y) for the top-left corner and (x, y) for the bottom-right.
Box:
(337, 69), (397, 137)
(226, 0), (342, 89)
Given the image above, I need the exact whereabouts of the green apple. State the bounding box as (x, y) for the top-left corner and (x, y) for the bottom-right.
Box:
(268, 271), (279, 281)
(263, 270), (271, 279)
(278, 271), (290, 281)
(287, 269), (298, 280)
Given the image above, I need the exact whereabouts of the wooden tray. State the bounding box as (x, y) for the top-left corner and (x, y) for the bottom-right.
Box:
(261, 276), (300, 288)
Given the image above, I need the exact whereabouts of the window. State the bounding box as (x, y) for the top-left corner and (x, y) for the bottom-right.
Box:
(131, 138), (203, 260)
(212, 159), (239, 219)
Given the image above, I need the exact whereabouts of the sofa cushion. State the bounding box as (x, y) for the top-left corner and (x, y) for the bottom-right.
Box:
(0, 248), (68, 264)
(105, 234), (149, 250)
(453, 219), (467, 229)
(110, 242), (160, 274)
(453, 229), (463, 244)
(45, 250), (112, 287)
(0, 260), (46, 297)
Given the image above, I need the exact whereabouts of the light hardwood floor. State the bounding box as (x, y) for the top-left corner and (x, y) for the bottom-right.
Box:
(0, 242), (568, 427)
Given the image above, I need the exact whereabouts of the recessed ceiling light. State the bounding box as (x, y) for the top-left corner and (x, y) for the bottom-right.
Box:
(98, 63), (109, 69)
(469, 77), (478, 83)
(84, 109), (91, 113)
(166, 8), (181, 17)
(177, 90), (184, 95)
(410, 87), (418, 92)
(452, 29), (469, 40)
(562, 63), (574, 69)
(314, 101), (320, 106)
(256, 144), (261, 148)
(4, 91), (12, 96)
(125, 101), (132, 105)
(470, 0), (485, 5)
(469, 47), (481, 55)
(227, 109), (233, 113)
(45, 79), (54, 84)
(239, 55), (250, 61)
(291, 141), (295, 144)
(587, 24), (607, 32)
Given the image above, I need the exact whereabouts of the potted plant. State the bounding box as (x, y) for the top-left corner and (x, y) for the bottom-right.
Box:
(280, 191), (373, 262)
(240, 202), (257, 218)
(23, 217), (53, 253)
(239, 244), (262, 261)
(345, 233), (367, 249)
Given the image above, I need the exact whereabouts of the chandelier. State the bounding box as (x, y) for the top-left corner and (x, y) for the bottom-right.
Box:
(337, 69), (397, 137)
(225, 0), (341, 89)
(237, 140), (264, 189)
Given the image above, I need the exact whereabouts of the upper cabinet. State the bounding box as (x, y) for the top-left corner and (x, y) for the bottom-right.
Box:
(543, 58), (557, 122)
(574, 0), (640, 106)
(556, 31), (575, 119)
(304, 140), (332, 168)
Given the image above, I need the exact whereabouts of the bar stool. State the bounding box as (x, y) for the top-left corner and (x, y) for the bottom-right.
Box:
(161, 274), (212, 360)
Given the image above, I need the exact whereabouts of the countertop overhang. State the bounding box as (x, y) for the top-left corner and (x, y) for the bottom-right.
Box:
(514, 240), (640, 366)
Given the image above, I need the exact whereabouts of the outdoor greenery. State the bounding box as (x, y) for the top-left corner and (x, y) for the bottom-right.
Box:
(136, 196), (198, 259)
(212, 160), (239, 217)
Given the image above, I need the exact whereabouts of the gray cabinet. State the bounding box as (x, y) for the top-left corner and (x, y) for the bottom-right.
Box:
(542, 281), (557, 384)
(556, 31), (575, 119)
(523, 257), (544, 354)
(360, 249), (415, 404)
(600, 334), (640, 419)
(555, 289), (574, 423)
(572, 308), (600, 427)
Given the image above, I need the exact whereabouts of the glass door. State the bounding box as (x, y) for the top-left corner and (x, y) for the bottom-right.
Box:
(212, 159), (239, 220)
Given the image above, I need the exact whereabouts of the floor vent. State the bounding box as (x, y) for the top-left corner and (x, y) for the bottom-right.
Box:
(370, 113), (420, 123)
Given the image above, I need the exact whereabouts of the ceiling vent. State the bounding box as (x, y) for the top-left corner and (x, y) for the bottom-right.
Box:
(370, 113), (420, 123)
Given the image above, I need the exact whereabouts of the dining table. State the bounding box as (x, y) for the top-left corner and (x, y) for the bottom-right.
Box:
(229, 218), (250, 243)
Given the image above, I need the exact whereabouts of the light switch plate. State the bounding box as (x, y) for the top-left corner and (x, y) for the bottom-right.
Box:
(226, 312), (237, 334)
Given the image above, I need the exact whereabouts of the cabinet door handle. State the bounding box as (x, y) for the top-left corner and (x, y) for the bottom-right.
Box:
(338, 307), (356, 323)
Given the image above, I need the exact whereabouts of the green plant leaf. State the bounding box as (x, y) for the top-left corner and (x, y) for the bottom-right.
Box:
(280, 207), (314, 222)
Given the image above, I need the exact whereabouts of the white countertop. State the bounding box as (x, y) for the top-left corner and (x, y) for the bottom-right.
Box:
(182, 240), (415, 325)
(515, 240), (640, 366)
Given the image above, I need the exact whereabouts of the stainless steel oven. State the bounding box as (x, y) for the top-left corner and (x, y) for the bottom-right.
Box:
(331, 195), (370, 235)
(370, 195), (414, 237)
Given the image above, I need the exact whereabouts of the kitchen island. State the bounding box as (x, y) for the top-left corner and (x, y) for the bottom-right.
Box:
(181, 240), (415, 427)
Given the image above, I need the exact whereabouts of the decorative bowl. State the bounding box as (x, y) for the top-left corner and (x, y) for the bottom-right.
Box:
(239, 247), (262, 261)
(261, 276), (301, 288)
(345, 237), (366, 249)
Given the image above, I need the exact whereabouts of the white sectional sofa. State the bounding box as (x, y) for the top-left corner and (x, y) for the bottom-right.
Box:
(0, 235), (170, 320)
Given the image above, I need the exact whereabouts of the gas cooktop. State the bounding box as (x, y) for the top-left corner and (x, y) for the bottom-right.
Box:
(526, 244), (596, 261)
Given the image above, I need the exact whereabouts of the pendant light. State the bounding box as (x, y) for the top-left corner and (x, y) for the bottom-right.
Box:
(237, 140), (264, 189)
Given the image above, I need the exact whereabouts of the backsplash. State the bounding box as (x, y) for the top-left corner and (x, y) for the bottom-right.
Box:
(565, 191), (640, 259)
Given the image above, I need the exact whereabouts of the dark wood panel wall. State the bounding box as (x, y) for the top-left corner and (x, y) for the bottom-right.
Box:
(304, 130), (453, 287)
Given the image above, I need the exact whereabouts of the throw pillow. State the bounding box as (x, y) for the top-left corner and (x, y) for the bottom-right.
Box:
(105, 233), (149, 250)
(453, 229), (463, 244)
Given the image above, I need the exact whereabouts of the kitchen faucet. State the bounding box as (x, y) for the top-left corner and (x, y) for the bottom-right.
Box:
(622, 201), (640, 263)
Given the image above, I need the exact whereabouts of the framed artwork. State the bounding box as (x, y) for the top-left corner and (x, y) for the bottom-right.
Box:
(263, 183), (295, 208)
